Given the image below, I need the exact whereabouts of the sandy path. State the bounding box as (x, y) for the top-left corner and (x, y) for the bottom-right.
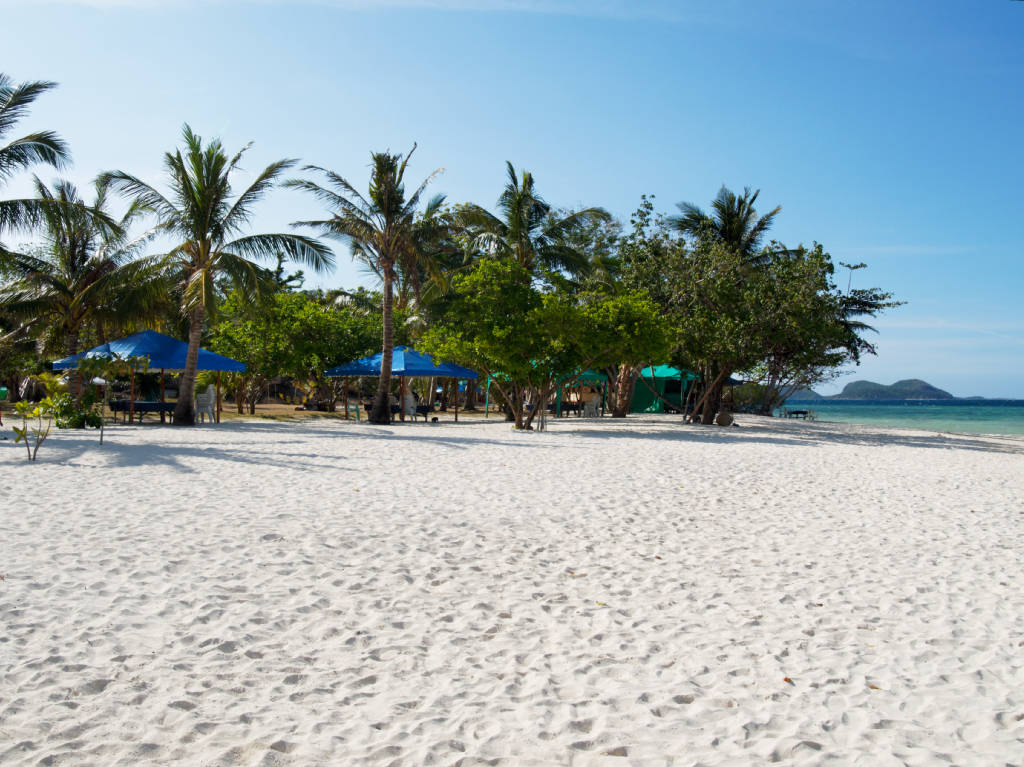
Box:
(1, 415), (1022, 765)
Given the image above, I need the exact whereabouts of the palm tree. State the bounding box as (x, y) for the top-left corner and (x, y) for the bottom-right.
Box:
(457, 162), (610, 278)
(670, 185), (780, 264)
(101, 124), (334, 424)
(287, 145), (441, 424)
(0, 177), (169, 393)
(351, 192), (453, 314)
(0, 73), (71, 249)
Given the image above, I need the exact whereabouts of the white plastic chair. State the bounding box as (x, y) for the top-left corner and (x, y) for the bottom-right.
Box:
(195, 384), (216, 424)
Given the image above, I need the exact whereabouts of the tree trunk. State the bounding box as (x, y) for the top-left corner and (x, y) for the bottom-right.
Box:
(66, 329), (81, 402)
(370, 268), (394, 424)
(174, 305), (205, 425)
(611, 364), (639, 418)
(700, 370), (730, 425)
(512, 385), (527, 429)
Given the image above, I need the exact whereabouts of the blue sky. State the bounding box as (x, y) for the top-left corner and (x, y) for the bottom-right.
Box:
(4, 0), (1023, 396)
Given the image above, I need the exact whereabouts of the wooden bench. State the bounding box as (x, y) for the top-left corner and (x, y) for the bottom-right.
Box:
(109, 400), (177, 424)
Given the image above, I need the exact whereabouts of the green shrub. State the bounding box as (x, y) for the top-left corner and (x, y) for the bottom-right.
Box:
(52, 389), (102, 429)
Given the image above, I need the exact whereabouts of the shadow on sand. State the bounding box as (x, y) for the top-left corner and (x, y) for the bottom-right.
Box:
(23, 414), (1023, 473)
(564, 416), (1024, 457)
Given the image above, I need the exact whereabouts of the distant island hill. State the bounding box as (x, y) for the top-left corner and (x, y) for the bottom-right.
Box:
(789, 379), (966, 401)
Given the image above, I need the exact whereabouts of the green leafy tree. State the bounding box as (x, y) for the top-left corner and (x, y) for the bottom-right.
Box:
(209, 290), (386, 414)
(101, 125), (333, 424)
(421, 259), (666, 429)
(742, 245), (901, 413)
(12, 396), (54, 460)
(606, 195), (686, 415)
(287, 145), (439, 423)
(668, 237), (768, 422)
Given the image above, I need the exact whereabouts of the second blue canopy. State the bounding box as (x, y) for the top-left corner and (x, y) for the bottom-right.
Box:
(325, 346), (478, 379)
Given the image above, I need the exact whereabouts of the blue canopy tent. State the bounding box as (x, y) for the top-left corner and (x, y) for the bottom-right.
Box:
(325, 346), (478, 421)
(52, 329), (246, 423)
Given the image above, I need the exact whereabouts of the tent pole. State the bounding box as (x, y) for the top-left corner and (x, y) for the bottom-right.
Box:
(343, 377), (349, 420)
(454, 379), (459, 422)
(216, 371), (222, 424)
(160, 368), (166, 424)
(484, 376), (490, 418)
(399, 376), (406, 422)
(129, 367), (135, 425)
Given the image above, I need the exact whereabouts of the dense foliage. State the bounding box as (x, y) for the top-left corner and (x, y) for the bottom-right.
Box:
(0, 70), (900, 430)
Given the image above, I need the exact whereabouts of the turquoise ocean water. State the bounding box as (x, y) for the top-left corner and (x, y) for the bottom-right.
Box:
(781, 399), (1024, 436)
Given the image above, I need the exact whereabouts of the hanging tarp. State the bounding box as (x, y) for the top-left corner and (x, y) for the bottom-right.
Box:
(640, 364), (697, 381)
(574, 369), (609, 384)
(631, 364), (696, 413)
(52, 329), (246, 372)
(325, 346), (478, 379)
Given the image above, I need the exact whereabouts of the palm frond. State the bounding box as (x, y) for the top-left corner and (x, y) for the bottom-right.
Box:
(0, 76), (59, 133)
(285, 178), (373, 223)
(296, 166), (374, 215)
(0, 197), (52, 233)
(223, 157), (298, 234)
(0, 132), (70, 181)
(98, 170), (181, 223)
(211, 250), (277, 305)
(224, 232), (334, 272)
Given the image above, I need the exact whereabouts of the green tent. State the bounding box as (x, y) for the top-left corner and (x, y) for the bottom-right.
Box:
(630, 365), (697, 413)
(553, 369), (609, 416)
(574, 369), (608, 384)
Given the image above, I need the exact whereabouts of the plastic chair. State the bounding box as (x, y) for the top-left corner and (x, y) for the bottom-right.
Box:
(195, 384), (216, 424)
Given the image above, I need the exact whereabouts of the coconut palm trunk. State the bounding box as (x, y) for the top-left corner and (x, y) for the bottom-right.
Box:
(175, 305), (205, 424)
(287, 147), (440, 425)
(370, 268), (395, 424)
(66, 327), (82, 398)
(102, 124), (333, 426)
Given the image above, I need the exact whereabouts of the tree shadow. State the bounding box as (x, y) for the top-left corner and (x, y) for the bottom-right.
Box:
(31, 431), (354, 473)
(556, 416), (1024, 456)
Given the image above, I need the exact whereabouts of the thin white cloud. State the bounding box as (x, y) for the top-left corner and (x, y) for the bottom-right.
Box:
(873, 317), (1024, 345)
(2, 0), (687, 20)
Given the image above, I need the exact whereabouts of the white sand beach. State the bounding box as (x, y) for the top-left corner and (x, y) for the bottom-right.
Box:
(1, 415), (1022, 766)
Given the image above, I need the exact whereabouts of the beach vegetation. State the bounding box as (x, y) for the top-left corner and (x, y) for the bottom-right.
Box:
(0, 177), (169, 397)
(12, 395), (54, 460)
(100, 125), (334, 425)
(0, 73), (903, 429)
(618, 192), (899, 422)
(669, 185), (781, 265)
(287, 146), (440, 425)
(457, 162), (611, 282)
(0, 73), (70, 242)
(421, 259), (665, 429)
(209, 288), (393, 413)
(51, 388), (102, 428)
